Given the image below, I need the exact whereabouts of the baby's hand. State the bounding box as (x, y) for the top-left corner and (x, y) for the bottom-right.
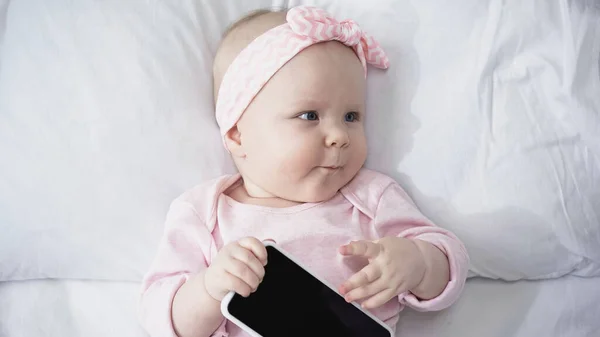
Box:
(338, 237), (426, 309)
(204, 237), (268, 301)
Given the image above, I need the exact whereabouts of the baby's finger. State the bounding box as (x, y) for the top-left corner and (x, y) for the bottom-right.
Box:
(339, 240), (380, 259)
(343, 277), (386, 303)
(224, 272), (254, 298)
(238, 237), (268, 265)
(339, 264), (381, 295)
(226, 258), (261, 291)
(361, 288), (397, 309)
(230, 245), (265, 281)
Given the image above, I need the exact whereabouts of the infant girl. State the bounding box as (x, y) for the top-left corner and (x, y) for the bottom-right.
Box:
(139, 5), (469, 337)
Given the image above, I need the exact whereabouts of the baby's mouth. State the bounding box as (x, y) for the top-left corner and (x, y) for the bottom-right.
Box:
(320, 165), (342, 171)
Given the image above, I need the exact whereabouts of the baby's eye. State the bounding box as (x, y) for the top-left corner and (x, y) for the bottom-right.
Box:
(345, 112), (359, 122)
(298, 111), (319, 121)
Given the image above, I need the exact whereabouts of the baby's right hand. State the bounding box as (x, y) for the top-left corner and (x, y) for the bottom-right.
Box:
(204, 237), (268, 301)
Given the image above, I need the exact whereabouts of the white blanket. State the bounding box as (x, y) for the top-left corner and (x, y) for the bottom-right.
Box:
(1, 276), (598, 337)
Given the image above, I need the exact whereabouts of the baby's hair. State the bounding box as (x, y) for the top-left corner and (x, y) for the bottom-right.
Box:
(213, 7), (289, 101)
(222, 9), (279, 38)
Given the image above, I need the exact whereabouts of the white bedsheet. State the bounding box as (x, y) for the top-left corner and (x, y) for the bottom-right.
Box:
(1, 276), (598, 337)
(1, 0), (599, 283)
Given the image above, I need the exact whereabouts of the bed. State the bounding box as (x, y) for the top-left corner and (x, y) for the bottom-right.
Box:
(0, 276), (599, 337)
(1, 0), (599, 336)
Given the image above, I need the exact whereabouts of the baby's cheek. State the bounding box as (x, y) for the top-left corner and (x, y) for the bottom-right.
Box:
(279, 144), (318, 174)
(275, 155), (301, 179)
(351, 134), (368, 164)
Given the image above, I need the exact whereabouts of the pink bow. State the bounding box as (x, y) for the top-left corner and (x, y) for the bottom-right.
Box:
(286, 6), (390, 71)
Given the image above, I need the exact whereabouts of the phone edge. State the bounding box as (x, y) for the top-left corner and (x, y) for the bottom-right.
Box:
(221, 291), (265, 337)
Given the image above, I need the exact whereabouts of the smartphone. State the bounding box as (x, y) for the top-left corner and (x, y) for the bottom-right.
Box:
(220, 241), (394, 337)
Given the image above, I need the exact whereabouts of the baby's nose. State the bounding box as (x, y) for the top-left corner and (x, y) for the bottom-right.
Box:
(325, 126), (350, 148)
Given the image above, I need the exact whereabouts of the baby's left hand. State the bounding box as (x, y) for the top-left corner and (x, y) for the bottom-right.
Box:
(338, 237), (426, 309)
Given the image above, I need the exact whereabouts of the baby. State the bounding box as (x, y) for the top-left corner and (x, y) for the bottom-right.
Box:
(139, 5), (469, 337)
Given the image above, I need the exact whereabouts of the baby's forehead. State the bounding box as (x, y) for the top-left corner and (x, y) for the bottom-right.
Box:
(252, 43), (366, 109)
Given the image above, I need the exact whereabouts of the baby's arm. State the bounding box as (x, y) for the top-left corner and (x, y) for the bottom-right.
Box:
(339, 234), (456, 309)
(376, 183), (469, 311)
(174, 237), (268, 336)
(172, 271), (223, 337)
(409, 238), (450, 300)
(139, 198), (226, 337)
(339, 180), (469, 311)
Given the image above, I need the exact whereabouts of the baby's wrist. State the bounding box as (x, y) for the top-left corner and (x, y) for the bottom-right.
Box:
(197, 269), (221, 303)
(408, 239), (430, 296)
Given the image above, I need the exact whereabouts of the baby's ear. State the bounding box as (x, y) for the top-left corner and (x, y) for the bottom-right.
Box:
(224, 126), (245, 158)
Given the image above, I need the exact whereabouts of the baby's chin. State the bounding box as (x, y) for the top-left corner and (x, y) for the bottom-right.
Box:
(244, 165), (362, 204)
(280, 179), (349, 203)
(292, 190), (338, 203)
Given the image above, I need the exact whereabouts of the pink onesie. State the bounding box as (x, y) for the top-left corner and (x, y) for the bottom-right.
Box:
(139, 168), (469, 337)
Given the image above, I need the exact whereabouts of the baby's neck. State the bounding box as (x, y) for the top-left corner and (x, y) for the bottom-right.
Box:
(226, 179), (303, 208)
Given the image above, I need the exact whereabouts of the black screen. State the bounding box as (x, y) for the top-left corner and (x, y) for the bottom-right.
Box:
(226, 245), (393, 337)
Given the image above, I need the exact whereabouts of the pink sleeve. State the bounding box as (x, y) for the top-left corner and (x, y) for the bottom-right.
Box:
(138, 198), (228, 337)
(373, 183), (470, 312)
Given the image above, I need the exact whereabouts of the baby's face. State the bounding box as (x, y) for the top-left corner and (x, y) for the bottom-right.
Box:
(233, 41), (367, 203)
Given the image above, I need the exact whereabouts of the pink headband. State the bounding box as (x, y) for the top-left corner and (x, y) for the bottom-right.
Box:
(215, 5), (390, 147)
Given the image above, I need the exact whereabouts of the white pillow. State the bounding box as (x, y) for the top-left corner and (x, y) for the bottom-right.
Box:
(390, 1), (600, 280)
(0, 0), (236, 281)
(0, 0), (598, 282)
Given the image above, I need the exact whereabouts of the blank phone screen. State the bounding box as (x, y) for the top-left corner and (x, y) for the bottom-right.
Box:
(226, 245), (393, 337)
